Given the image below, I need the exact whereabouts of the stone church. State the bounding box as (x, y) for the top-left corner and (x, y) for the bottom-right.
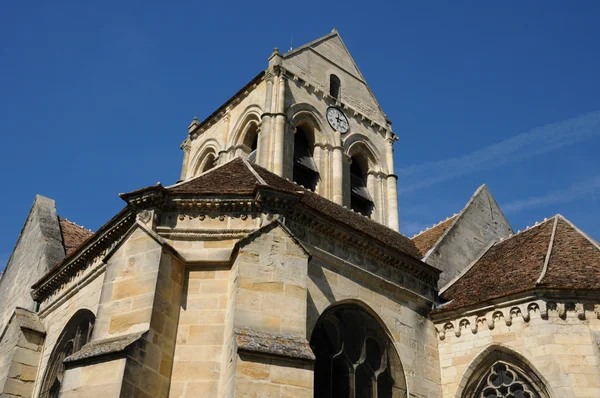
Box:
(1, 30), (600, 398)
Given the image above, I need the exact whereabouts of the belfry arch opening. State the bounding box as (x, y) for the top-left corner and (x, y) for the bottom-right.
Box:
(200, 152), (216, 173)
(293, 126), (319, 191)
(242, 121), (259, 162)
(350, 155), (374, 217)
(310, 304), (407, 398)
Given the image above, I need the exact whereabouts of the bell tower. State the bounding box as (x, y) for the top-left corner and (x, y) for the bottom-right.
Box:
(179, 30), (400, 231)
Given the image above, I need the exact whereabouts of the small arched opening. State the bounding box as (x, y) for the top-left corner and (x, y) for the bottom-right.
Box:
(40, 309), (96, 398)
(293, 126), (319, 191)
(200, 152), (217, 173)
(330, 74), (341, 100)
(350, 155), (374, 217)
(310, 304), (407, 398)
(243, 122), (259, 163)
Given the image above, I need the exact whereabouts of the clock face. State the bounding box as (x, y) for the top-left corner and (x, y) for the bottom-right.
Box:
(326, 107), (349, 133)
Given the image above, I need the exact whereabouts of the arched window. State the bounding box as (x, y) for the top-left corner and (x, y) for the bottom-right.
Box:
(330, 74), (341, 99)
(246, 124), (259, 163)
(293, 127), (319, 191)
(350, 156), (373, 217)
(40, 309), (95, 398)
(460, 347), (551, 398)
(473, 362), (542, 398)
(200, 152), (216, 173)
(310, 305), (407, 398)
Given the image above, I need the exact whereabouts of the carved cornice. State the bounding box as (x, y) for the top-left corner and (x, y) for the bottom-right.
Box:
(433, 294), (600, 341)
(285, 207), (439, 292)
(32, 210), (135, 302)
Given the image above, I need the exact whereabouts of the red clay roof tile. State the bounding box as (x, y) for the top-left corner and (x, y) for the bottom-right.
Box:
(58, 217), (94, 256)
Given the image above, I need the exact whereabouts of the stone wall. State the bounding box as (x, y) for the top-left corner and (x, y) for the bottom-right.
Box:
(0, 195), (64, 333)
(306, 254), (442, 397)
(170, 264), (231, 397)
(435, 299), (600, 397)
(426, 185), (513, 289)
(33, 269), (104, 397)
(0, 309), (45, 397)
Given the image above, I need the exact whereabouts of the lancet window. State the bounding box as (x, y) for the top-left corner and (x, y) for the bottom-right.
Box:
(330, 74), (341, 99)
(40, 310), (95, 398)
(311, 305), (406, 398)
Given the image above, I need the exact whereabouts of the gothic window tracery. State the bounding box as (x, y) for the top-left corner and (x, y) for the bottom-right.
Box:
(40, 310), (95, 398)
(311, 305), (406, 398)
(473, 362), (541, 398)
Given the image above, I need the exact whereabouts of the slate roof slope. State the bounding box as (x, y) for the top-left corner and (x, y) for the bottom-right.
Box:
(58, 217), (94, 256)
(412, 215), (458, 258)
(166, 158), (422, 259)
(437, 215), (600, 313)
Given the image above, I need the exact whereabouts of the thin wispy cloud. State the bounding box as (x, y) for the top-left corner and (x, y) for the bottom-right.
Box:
(397, 110), (600, 194)
(501, 175), (600, 215)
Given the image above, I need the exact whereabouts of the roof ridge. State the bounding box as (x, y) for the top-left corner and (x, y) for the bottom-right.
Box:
(411, 214), (458, 239)
(555, 214), (600, 251)
(536, 216), (559, 284)
(59, 217), (93, 233)
(244, 158), (266, 185)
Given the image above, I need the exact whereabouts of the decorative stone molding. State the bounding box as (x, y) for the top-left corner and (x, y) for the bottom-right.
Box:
(235, 328), (315, 362)
(64, 332), (145, 365)
(283, 68), (394, 139)
(285, 212), (438, 300)
(434, 298), (599, 340)
(32, 211), (135, 302)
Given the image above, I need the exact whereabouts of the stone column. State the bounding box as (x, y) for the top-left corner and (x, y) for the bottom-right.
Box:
(179, 142), (191, 181)
(385, 133), (400, 231)
(272, 74), (287, 176)
(332, 131), (344, 205)
(259, 73), (274, 168)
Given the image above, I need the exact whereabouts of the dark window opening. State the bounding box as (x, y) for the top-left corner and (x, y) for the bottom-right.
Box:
(201, 153), (216, 173)
(293, 129), (319, 191)
(248, 133), (258, 163)
(350, 159), (373, 217)
(40, 310), (95, 398)
(311, 306), (398, 398)
(330, 74), (341, 99)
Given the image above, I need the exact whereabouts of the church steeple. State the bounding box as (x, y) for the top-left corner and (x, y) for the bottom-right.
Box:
(179, 31), (400, 231)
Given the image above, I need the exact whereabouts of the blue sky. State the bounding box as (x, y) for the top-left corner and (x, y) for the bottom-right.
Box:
(1, 1), (599, 270)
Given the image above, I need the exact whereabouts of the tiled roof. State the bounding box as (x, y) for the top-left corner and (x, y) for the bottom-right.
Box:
(58, 217), (94, 256)
(437, 215), (600, 312)
(166, 158), (422, 259)
(412, 215), (458, 258)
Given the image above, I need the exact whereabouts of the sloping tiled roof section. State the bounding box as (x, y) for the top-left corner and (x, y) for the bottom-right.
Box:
(437, 215), (600, 312)
(58, 217), (94, 256)
(412, 215), (458, 258)
(169, 158), (265, 195)
(166, 158), (421, 259)
(540, 217), (600, 289)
